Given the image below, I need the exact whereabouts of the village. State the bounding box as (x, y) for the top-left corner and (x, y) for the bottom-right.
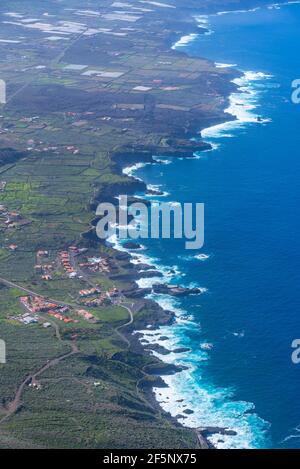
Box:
(11, 281), (122, 327)
(5, 242), (124, 328)
(0, 201), (31, 235)
(28, 244), (115, 282)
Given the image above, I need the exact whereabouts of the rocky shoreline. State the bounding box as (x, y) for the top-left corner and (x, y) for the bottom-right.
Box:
(85, 112), (236, 447)
(81, 0), (280, 449)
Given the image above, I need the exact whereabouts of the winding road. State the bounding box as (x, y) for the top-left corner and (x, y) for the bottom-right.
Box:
(0, 342), (79, 425)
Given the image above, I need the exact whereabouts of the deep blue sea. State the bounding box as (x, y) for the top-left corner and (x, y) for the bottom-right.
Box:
(119, 2), (300, 448)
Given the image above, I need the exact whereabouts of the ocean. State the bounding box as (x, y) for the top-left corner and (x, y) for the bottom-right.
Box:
(116, 2), (300, 448)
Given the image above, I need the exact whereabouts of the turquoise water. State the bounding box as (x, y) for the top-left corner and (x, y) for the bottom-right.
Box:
(120, 3), (300, 448)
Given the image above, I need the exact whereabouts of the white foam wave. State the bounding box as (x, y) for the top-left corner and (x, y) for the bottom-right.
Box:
(194, 15), (209, 25)
(172, 33), (199, 49)
(136, 317), (269, 449)
(201, 71), (273, 140)
(269, 1), (300, 10)
(215, 62), (237, 68)
(111, 202), (269, 448)
(153, 157), (172, 165)
(216, 7), (260, 16)
(122, 162), (150, 179)
(146, 183), (169, 197)
(195, 253), (210, 261)
(146, 293), (187, 317)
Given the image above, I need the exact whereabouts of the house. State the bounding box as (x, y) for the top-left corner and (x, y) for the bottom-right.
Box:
(79, 287), (100, 297)
(77, 309), (94, 321)
(37, 250), (49, 257)
(8, 212), (21, 220)
(22, 316), (38, 325)
(41, 275), (52, 281)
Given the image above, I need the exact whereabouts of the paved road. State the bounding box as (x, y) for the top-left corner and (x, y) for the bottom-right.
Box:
(70, 254), (137, 337)
(0, 344), (78, 425)
(0, 274), (136, 338)
(0, 276), (77, 309)
(114, 302), (134, 349)
(0, 275), (139, 419)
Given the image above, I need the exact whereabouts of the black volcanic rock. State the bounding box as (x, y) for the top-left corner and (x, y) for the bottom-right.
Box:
(146, 188), (164, 196)
(172, 347), (191, 354)
(199, 427), (238, 437)
(112, 269), (162, 281)
(152, 284), (202, 297)
(122, 286), (152, 298)
(115, 252), (131, 261)
(136, 263), (154, 271)
(123, 242), (143, 250)
(144, 344), (171, 355)
(147, 363), (188, 376)
(139, 376), (169, 389)
(138, 270), (163, 279)
(183, 409), (194, 415)
(122, 262), (135, 269)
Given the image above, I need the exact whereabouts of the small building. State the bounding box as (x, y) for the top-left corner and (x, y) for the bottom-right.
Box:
(22, 316), (38, 325)
(37, 250), (49, 257)
(77, 309), (94, 321)
(41, 275), (52, 281)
